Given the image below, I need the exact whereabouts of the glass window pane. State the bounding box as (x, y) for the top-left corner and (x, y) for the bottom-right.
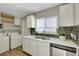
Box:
(36, 18), (45, 33)
(45, 16), (58, 33)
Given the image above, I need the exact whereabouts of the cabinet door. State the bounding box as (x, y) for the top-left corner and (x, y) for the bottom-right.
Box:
(38, 41), (50, 56)
(30, 40), (38, 56)
(23, 38), (31, 54)
(14, 17), (20, 25)
(11, 35), (21, 49)
(27, 15), (35, 28)
(16, 35), (22, 46)
(27, 16), (31, 28)
(0, 36), (9, 53)
(75, 4), (79, 25)
(11, 36), (19, 49)
(59, 4), (74, 26)
(52, 47), (66, 56)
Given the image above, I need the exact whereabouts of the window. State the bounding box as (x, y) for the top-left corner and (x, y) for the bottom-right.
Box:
(36, 16), (58, 34)
(36, 18), (45, 33)
(45, 16), (58, 34)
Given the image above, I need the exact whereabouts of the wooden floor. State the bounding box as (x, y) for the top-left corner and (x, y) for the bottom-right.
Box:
(0, 47), (30, 56)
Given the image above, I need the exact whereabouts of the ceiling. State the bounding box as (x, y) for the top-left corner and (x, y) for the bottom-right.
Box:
(0, 3), (61, 17)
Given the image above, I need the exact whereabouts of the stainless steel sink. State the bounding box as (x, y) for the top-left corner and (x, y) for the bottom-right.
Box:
(34, 36), (49, 40)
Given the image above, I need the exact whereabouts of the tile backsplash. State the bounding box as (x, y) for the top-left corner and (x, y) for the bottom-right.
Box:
(72, 26), (79, 45)
(63, 27), (72, 39)
(58, 26), (79, 45)
(35, 26), (79, 45)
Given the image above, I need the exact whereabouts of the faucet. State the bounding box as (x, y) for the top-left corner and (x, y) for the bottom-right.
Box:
(71, 33), (77, 40)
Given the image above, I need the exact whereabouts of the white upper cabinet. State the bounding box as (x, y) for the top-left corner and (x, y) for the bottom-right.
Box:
(14, 16), (21, 25)
(74, 4), (79, 26)
(59, 4), (74, 26)
(27, 15), (35, 28)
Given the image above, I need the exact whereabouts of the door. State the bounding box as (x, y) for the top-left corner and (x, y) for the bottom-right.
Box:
(14, 16), (21, 25)
(23, 38), (31, 54)
(0, 36), (9, 53)
(11, 33), (22, 49)
(27, 15), (35, 28)
(16, 35), (22, 46)
(59, 4), (74, 26)
(30, 40), (38, 56)
(11, 36), (18, 49)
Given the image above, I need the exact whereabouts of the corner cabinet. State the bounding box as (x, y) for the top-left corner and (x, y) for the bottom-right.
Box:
(14, 16), (21, 25)
(27, 15), (35, 28)
(59, 4), (74, 26)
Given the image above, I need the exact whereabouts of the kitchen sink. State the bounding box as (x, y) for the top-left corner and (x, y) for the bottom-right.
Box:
(34, 36), (50, 40)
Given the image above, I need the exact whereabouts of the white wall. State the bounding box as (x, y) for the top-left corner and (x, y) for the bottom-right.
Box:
(34, 7), (59, 19)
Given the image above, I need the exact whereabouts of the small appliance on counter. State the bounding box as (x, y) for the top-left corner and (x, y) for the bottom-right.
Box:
(30, 28), (36, 35)
(0, 23), (3, 29)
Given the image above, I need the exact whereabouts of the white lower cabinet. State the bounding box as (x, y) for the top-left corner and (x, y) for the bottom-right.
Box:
(23, 38), (76, 56)
(23, 38), (31, 54)
(23, 38), (50, 56)
(0, 36), (9, 53)
(30, 40), (39, 56)
(38, 41), (50, 56)
(10, 33), (22, 49)
(11, 35), (22, 49)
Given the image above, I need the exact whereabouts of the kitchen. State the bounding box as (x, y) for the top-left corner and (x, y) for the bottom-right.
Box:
(0, 3), (79, 56)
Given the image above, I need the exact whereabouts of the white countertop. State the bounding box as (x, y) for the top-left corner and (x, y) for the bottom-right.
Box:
(23, 35), (78, 48)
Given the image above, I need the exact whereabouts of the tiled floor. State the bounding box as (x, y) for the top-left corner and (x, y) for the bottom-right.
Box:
(0, 47), (30, 56)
